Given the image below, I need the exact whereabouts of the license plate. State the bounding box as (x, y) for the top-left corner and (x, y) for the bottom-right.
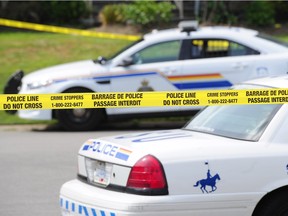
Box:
(86, 158), (112, 187)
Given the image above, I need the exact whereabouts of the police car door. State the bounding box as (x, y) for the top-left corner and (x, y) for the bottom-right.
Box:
(179, 38), (257, 110)
(109, 40), (183, 115)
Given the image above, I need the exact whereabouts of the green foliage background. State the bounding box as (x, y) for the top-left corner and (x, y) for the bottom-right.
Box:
(100, 1), (176, 29)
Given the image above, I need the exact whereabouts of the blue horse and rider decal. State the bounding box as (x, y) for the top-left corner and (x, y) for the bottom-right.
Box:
(194, 169), (221, 193)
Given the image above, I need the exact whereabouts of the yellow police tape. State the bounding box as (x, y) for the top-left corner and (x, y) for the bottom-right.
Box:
(0, 18), (140, 41)
(1, 89), (288, 111)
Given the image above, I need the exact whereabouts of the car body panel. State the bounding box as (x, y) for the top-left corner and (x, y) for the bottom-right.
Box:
(76, 127), (288, 194)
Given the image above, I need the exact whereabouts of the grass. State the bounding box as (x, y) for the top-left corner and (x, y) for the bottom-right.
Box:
(0, 31), (131, 124)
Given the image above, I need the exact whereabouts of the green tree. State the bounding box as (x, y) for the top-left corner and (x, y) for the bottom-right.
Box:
(245, 1), (275, 27)
(99, 1), (175, 30)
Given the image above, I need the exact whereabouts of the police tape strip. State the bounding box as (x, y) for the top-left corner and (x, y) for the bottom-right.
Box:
(1, 89), (288, 111)
(0, 18), (140, 41)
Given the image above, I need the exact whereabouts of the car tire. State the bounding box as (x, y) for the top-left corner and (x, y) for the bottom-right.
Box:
(55, 88), (106, 131)
(253, 188), (288, 216)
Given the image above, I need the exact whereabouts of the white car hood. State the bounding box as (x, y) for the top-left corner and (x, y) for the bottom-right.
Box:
(79, 129), (260, 166)
(22, 60), (106, 83)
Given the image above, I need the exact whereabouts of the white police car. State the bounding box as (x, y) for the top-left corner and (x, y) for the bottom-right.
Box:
(4, 21), (288, 130)
(60, 75), (288, 216)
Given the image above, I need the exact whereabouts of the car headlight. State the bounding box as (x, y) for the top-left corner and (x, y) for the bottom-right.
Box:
(27, 80), (53, 89)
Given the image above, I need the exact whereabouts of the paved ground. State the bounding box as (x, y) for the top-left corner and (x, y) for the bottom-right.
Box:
(0, 127), (135, 216)
(0, 120), (187, 216)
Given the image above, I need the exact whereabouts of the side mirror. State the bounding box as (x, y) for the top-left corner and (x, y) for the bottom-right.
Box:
(95, 56), (107, 65)
(118, 57), (133, 67)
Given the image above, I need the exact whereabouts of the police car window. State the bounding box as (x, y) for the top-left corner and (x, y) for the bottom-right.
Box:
(191, 39), (259, 59)
(229, 42), (259, 56)
(131, 40), (181, 64)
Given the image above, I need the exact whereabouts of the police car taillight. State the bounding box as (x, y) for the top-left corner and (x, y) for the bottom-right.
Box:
(126, 155), (168, 195)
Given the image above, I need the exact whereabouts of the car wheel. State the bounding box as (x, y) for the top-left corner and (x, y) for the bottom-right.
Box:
(55, 88), (106, 131)
(253, 189), (288, 216)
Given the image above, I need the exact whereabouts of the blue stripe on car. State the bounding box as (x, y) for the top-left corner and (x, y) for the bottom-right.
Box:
(54, 71), (232, 90)
(60, 197), (116, 216)
(173, 80), (232, 89)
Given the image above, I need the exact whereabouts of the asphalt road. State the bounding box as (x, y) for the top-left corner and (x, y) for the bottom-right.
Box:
(0, 120), (186, 216)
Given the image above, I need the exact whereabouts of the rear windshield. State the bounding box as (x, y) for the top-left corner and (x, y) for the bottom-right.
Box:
(185, 84), (282, 141)
(257, 33), (288, 47)
(185, 104), (281, 141)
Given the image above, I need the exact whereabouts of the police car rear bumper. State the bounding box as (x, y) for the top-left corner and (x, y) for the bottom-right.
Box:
(60, 179), (173, 216)
(60, 179), (259, 216)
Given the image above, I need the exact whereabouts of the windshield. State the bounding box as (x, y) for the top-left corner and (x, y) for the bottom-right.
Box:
(107, 38), (144, 61)
(185, 104), (281, 141)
